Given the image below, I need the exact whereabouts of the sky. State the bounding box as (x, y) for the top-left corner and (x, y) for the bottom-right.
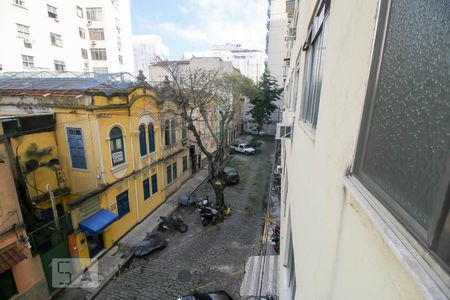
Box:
(130, 0), (268, 59)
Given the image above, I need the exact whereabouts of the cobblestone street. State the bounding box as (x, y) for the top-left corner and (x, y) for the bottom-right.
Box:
(96, 137), (274, 300)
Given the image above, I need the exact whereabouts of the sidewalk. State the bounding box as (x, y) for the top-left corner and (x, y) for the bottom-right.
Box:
(54, 168), (208, 300)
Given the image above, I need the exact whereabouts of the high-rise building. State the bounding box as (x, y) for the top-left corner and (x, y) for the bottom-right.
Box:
(183, 43), (266, 83)
(0, 0), (134, 74)
(133, 34), (169, 79)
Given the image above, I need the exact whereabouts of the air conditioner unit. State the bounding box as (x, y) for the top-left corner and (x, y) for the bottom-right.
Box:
(23, 38), (33, 48)
(288, 27), (296, 36)
(91, 41), (96, 47)
(87, 21), (92, 27)
(275, 123), (293, 140)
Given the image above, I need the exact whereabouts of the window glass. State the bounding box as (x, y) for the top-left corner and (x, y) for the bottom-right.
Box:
(116, 191), (130, 217)
(143, 179), (150, 200)
(151, 174), (158, 193)
(172, 162), (178, 179)
(166, 165), (172, 183)
(89, 28), (105, 40)
(66, 127), (87, 169)
(138, 125), (147, 156)
(359, 0), (450, 229)
(110, 126), (125, 166)
(86, 7), (103, 21)
(164, 120), (170, 146)
(148, 123), (155, 152)
(170, 119), (177, 145)
(182, 156), (188, 172)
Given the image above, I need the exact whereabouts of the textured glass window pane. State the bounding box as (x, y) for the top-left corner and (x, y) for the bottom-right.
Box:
(361, 0), (450, 228)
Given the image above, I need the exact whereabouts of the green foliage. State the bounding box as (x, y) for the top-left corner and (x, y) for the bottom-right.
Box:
(248, 69), (283, 131)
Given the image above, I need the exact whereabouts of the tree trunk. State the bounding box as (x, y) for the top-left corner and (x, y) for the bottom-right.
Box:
(208, 157), (226, 207)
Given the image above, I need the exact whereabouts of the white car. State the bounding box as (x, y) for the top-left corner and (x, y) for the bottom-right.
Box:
(249, 128), (265, 136)
(230, 143), (256, 155)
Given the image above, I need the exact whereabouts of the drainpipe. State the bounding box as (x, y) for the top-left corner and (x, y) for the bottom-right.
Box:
(95, 118), (106, 185)
(47, 184), (60, 230)
(129, 118), (140, 222)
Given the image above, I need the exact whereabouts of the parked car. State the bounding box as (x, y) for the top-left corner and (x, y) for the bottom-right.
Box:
(249, 128), (265, 136)
(230, 143), (255, 155)
(177, 291), (233, 300)
(132, 233), (167, 257)
(223, 166), (239, 184)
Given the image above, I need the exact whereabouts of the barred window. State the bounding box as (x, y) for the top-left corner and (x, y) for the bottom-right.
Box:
(86, 7), (103, 21)
(16, 23), (30, 39)
(90, 48), (107, 60)
(89, 28), (105, 40)
(50, 33), (62, 47)
(21, 55), (34, 68)
(54, 60), (65, 71)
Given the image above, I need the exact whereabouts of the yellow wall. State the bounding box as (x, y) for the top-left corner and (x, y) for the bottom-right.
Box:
(63, 88), (191, 260)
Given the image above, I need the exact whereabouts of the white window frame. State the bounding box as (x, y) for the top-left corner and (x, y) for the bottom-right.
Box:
(47, 4), (58, 19)
(54, 60), (65, 71)
(21, 55), (34, 68)
(89, 28), (105, 40)
(299, 1), (330, 132)
(86, 7), (103, 21)
(16, 23), (30, 39)
(90, 48), (107, 60)
(50, 32), (62, 47)
(76, 6), (83, 18)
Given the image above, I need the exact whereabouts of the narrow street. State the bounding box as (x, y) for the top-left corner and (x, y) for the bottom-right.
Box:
(96, 137), (275, 300)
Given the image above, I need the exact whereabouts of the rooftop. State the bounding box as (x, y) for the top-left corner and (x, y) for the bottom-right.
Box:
(0, 71), (144, 97)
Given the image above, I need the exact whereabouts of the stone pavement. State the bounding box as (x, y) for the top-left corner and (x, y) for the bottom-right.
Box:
(53, 168), (209, 300)
(96, 137), (275, 300)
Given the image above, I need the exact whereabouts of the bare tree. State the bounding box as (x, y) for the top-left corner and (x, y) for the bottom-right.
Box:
(155, 61), (248, 208)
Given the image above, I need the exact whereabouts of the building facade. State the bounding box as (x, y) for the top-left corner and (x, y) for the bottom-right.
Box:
(0, 72), (191, 297)
(277, 0), (449, 299)
(133, 34), (169, 79)
(183, 43), (266, 83)
(0, 123), (48, 300)
(0, 0), (133, 74)
(264, 0), (288, 132)
(149, 57), (244, 170)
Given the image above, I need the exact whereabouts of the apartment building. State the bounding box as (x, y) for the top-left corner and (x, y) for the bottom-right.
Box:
(0, 72), (191, 296)
(0, 0), (133, 74)
(149, 57), (244, 170)
(133, 34), (169, 79)
(276, 0), (449, 299)
(183, 43), (266, 83)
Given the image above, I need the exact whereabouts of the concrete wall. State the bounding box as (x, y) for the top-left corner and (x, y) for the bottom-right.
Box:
(278, 0), (431, 299)
(0, 0), (133, 73)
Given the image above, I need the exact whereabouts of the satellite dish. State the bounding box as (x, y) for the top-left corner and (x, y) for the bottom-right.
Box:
(25, 159), (39, 172)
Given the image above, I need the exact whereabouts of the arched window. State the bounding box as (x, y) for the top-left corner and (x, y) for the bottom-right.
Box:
(170, 119), (176, 145)
(148, 123), (155, 153)
(110, 126), (125, 166)
(164, 120), (170, 146)
(138, 124), (147, 156)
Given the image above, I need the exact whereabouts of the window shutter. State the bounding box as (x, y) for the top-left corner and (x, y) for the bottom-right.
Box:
(66, 128), (87, 169)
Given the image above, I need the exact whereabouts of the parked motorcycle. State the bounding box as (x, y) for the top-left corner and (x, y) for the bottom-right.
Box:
(157, 216), (188, 233)
(178, 194), (209, 206)
(198, 203), (219, 226)
(271, 225), (280, 254)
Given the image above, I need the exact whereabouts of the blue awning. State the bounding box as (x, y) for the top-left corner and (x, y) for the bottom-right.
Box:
(79, 209), (119, 235)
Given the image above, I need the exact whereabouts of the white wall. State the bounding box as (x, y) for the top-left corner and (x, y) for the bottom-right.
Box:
(0, 0), (133, 73)
(278, 0), (430, 299)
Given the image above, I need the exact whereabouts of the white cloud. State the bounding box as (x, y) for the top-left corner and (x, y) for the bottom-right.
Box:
(167, 0), (267, 50)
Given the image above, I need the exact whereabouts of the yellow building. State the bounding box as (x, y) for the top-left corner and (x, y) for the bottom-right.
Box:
(0, 72), (191, 291)
(0, 122), (48, 300)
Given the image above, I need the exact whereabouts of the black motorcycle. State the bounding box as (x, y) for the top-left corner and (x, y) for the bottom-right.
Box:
(157, 216), (188, 233)
(198, 203), (219, 226)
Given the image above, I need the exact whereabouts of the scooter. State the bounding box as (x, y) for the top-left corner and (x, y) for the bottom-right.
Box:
(157, 216), (188, 233)
(271, 225), (280, 253)
(198, 203), (219, 226)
